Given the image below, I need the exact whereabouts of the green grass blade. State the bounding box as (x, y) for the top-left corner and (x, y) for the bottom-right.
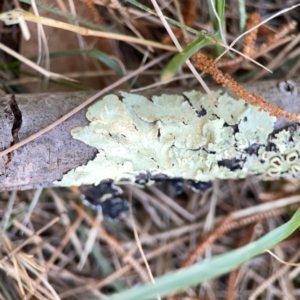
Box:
(81, 49), (124, 76)
(216, 0), (225, 28)
(0, 48), (124, 76)
(105, 207), (300, 300)
(207, 0), (226, 55)
(161, 36), (214, 81)
(0, 279), (13, 300)
(238, 0), (246, 32)
(207, 0), (225, 33)
(46, 49), (124, 76)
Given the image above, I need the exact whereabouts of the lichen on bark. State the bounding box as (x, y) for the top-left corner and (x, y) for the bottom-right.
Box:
(55, 90), (300, 187)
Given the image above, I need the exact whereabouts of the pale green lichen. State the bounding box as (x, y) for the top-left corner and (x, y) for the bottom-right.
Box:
(54, 90), (300, 187)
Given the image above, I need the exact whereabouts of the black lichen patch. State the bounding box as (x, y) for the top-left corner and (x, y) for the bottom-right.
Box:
(187, 180), (212, 192)
(81, 181), (122, 204)
(101, 198), (129, 219)
(80, 182), (128, 218)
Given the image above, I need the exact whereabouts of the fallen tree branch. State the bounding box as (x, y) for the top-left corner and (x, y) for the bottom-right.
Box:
(1, 79), (300, 191)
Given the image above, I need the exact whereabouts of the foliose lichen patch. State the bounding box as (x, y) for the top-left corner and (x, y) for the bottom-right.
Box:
(54, 91), (300, 187)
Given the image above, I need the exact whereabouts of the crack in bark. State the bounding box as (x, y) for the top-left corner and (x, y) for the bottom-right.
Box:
(5, 95), (22, 170)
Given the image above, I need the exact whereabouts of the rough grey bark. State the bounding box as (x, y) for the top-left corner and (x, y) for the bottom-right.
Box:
(1, 79), (300, 191)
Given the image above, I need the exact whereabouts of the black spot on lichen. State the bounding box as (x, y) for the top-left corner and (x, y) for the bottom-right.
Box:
(223, 122), (239, 134)
(245, 143), (261, 156)
(266, 142), (279, 152)
(197, 108), (207, 118)
(218, 158), (243, 171)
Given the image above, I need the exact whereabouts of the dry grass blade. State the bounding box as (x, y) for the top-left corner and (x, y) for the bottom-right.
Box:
(19, 9), (177, 51)
(0, 43), (73, 81)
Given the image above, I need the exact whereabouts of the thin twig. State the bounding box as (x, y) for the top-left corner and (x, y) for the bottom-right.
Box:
(0, 53), (170, 158)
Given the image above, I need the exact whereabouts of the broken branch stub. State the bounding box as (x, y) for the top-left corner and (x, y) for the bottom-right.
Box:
(1, 79), (300, 191)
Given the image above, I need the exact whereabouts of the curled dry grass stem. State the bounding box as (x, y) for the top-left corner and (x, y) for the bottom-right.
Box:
(249, 247), (300, 300)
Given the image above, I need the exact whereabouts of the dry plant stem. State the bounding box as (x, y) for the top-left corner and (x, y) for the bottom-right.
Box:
(252, 32), (300, 81)
(59, 265), (131, 299)
(150, 0), (217, 104)
(147, 186), (195, 221)
(249, 247), (300, 300)
(180, 214), (232, 267)
(162, 0), (197, 44)
(216, 13), (261, 69)
(181, 207), (292, 267)
(0, 43), (70, 81)
(13, 221), (70, 262)
(136, 195), (300, 246)
(0, 53), (170, 159)
(71, 201), (150, 283)
(265, 249), (300, 267)
(130, 186), (185, 226)
(60, 235), (191, 298)
(44, 216), (83, 271)
(49, 189), (83, 257)
(191, 52), (300, 121)
(266, 21), (297, 44)
(129, 196), (155, 285)
(217, 3), (300, 60)
(21, 10), (177, 52)
(30, 215), (84, 295)
(226, 225), (256, 300)
(217, 19), (296, 70)
(1, 190), (17, 229)
(21, 260), (60, 300)
(104, 0), (129, 19)
(1, 260), (57, 300)
(213, 38), (271, 72)
(0, 216), (61, 266)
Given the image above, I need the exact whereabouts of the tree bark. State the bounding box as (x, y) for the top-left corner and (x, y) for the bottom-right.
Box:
(1, 79), (300, 191)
